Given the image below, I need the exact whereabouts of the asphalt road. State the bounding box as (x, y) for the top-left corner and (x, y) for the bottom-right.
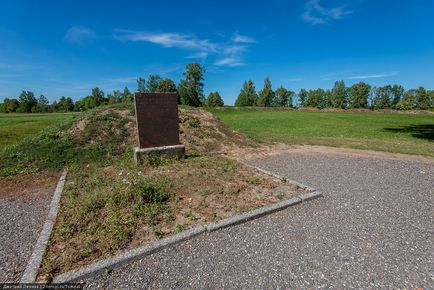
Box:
(81, 152), (433, 289)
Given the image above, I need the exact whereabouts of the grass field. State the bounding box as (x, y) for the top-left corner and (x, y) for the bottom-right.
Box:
(0, 113), (75, 150)
(213, 108), (434, 157)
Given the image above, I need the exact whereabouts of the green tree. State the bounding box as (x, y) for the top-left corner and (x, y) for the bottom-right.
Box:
(146, 74), (162, 93)
(58, 96), (74, 112)
(373, 85), (392, 109)
(331, 80), (348, 109)
(415, 86), (432, 110)
(137, 77), (146, 93)
(274, 86), (294, 107)
(206, 91), (224, 107)
(298, 89), (308, 107)
(235, 80), (258, 106)
(35, 95), (50, 112)
(257, 77), (275, 107)
(156, 78), (177, 93)
(391, 84), (404, 107)
(324, 90), (334, 108)
(122, 86), (134, 103)
(306, 89), (325, 108)
(0, 98), (19, 113)
(178, 63), (205, 107)
(350, 82), (371, 108)
(18, 90), (37, 113)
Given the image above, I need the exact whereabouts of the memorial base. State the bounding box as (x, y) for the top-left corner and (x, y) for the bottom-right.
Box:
(134, 145), (185, 164)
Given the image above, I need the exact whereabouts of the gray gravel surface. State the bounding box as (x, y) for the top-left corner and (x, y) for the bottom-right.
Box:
(0, 190), (51, 282)
(78, 153), (433, 289)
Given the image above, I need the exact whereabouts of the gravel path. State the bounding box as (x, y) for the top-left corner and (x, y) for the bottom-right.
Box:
(0, 188), (52, 282)
(78, 152), (433, 289)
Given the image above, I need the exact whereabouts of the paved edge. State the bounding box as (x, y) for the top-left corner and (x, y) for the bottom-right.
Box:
(52, 191), (322, 283)
(20, 170), (68, 283)
(237, 160), (317, 192)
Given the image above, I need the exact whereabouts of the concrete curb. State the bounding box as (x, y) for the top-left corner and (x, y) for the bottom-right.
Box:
(20, 170), (68, 283)
(51, 191), (322, 283)
(53, 225), (206, 283)
(237, 160), (317, 192)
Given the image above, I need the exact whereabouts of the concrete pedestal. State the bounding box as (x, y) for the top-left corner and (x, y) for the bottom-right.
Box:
(134, 145), (185, 164)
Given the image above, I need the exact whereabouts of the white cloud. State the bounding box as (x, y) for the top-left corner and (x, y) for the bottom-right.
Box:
(232, 33), (256, 43)
(302, 0), (353, 25)
(65, 26), (96, 44)
(113, 30), (217, 52)
(113, 29), (256, 67)
(346, 71), (398, 80)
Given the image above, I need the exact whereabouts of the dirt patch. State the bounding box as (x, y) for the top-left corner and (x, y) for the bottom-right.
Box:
(0, 171), (60, 199)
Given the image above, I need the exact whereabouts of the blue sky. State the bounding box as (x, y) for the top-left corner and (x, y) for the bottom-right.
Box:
(0, 0), (433, 104)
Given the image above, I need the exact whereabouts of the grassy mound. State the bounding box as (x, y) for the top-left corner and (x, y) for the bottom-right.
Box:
(0, 105), (302, 279)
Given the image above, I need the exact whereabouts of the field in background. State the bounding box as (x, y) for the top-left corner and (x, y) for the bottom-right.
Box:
(213, 108), (434, 157)
(0, 113), (75, 150)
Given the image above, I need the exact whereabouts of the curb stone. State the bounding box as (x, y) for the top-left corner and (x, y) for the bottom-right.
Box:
(20, 169), (68, 283)
(51, 191), (322, 283)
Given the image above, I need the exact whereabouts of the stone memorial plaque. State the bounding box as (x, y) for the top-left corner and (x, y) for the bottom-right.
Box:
(134, 92), (180, 148)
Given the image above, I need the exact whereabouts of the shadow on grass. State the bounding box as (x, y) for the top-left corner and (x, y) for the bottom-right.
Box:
(384, 124), (434, 141)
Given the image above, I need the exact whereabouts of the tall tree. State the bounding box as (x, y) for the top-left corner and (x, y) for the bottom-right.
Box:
(18, 90), (37, 113)
(146, 74), (162, 93)
(391, 84), (404, 107)
(331, 80), (348, 109)
(58, 96), (74, 111)
(156, 78), (177, 93)
(122, 86), (134, 103)
(35, 95), (50, 112)
(235, 80), (258, 106)
(137, 77), (146, 93)
(373, 85), (392, 109)
(306, 89), (326, 108)
(298, 89), (308, 107)
(350, 82), (371, 108)
(257, 77), (275, 107)
(415, 86), (431, 109)
(206, 91), (224, 107)
(274, 86), (294, 107)
(178, 63), (205, 107)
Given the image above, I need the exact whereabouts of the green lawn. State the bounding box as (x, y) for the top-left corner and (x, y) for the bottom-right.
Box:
(213, 108), (434, 157)
(0, 113), (75, 150)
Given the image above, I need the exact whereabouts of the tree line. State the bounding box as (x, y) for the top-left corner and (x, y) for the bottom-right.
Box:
(235, 78), (433, 110)
(1, 63), (432, 113)
(0, 63), (223, 113)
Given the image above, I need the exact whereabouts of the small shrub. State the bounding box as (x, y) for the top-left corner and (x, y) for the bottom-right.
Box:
(187, 117), (201, 128)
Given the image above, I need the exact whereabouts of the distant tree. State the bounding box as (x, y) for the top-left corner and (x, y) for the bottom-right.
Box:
(391, 84), (404, 107)
(1, 98), (20, 113)
(373, 85), (392, 109)
(401, 89), (416, 109)
(274, 86), (294, 107)
(34, 95), (50, 112)
(73, 100), (85, 111)
(257, 77), (275, 107)
(324, 89), (334, 108)
(206, 91), (224, 107)
(146, 74), (162, 93)
(137, 77), (146, 93)
(350, 82), (371, 108)
(18, 90), (37, 113)
(122, 86), (134, 103)
(235, 80), (258, 106)
(156, 78), (177, 93)
(331, 80), (348, 109)
(306, 88), (325, 108)
(58, 96), (74, 112)
(415, 86), (432, 110)
(178, 63), (205, 107)
(298, 89), (308, 107)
